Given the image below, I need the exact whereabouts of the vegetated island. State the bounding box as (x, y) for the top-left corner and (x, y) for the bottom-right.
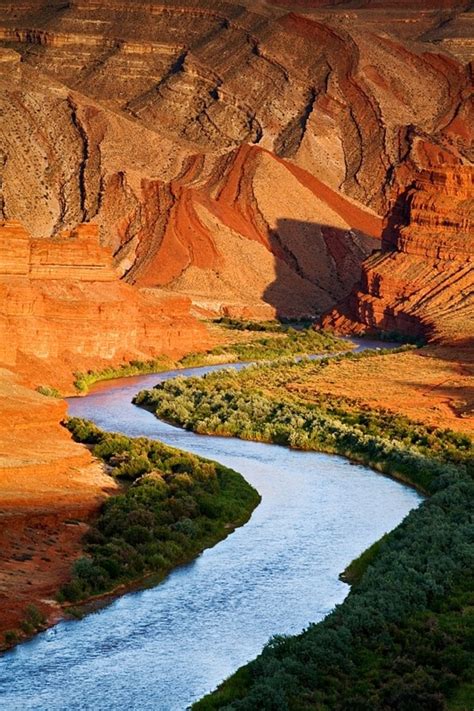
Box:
(134, 347), (474, 710)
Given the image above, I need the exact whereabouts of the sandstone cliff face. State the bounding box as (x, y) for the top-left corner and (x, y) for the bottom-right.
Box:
(0, 221), (211, 386)
(323, 166), (474, 344)
(0, 1), (472, 319)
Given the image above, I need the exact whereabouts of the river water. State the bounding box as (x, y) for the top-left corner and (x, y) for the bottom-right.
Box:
(0, 342), (422, 710)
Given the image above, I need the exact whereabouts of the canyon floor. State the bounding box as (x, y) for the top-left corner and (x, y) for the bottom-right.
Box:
(1, 334), (473, 645)
(0, 0), (472, 653)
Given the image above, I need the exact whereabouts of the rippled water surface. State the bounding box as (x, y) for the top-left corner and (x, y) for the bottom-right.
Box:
(0, 345), (422, 710)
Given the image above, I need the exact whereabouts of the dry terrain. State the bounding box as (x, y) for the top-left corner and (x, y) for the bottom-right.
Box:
(287, 346), (474, 435)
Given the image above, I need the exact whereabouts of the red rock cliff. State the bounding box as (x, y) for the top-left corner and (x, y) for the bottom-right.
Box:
(322, 166), (474, 344)
(0, 221), (211, 387)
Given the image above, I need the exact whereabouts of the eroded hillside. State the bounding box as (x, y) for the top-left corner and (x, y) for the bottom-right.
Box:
(1, 0), (472, 319)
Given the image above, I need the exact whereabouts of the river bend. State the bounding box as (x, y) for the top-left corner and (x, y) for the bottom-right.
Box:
(0, 343), (422, 710)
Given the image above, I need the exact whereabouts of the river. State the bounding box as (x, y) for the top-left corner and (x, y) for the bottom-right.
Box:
(0, 341), (422, 710)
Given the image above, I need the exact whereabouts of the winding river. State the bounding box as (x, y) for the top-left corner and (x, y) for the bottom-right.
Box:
(0, 341), (422, 710)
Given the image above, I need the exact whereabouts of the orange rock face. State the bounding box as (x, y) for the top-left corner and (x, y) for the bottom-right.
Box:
(323, 167), (474, 344)
(0, 220), (211, 387)
(0, 219), (211, 640)
(0, 367), (118, 639)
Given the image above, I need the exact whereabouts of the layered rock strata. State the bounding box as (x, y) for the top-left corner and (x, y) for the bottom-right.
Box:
(0, 221), (211, 386)
(323, 167), (474, 344)
(0, 1), (472, 318)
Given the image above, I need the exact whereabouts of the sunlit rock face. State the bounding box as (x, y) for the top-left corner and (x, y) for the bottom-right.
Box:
(322, 166), (474, 344)
(0, 0), (471, 319)
(0, 221), (211, 380)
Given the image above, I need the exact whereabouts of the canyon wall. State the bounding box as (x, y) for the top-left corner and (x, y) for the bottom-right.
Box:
(0, 220), (211, 389)
(323, 166), (474, 344)
(0, 1), (472, 320)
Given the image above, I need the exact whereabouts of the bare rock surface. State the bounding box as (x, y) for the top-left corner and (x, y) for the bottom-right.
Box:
(1, 0), (472, 318)
(323, 166), (474, 344)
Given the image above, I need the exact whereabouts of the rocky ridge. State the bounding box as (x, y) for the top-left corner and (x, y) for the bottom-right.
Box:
(323, 166), (474, 343)
(0, 1), (472, 319)
(0, 220), (211, 387)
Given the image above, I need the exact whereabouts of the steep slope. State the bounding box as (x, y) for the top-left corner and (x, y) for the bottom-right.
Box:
(0, 1), (472, 319)
(323, 166), (474, 344)
(0, 370), (117, 640)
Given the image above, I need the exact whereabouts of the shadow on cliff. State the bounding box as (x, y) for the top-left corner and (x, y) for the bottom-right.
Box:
(261, 218), (377, 319)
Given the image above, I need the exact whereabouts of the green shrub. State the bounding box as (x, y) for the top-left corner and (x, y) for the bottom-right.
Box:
(129, 350), (473, 710)
(4, 630), (19, 645)
(61, 419), (260, 601)
(36, 385), (61, 398)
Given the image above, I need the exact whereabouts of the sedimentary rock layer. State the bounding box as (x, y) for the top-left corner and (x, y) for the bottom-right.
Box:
(0, 221), (211, 385)
(323, 167), (474, 344)
(0, 1), (472, 318)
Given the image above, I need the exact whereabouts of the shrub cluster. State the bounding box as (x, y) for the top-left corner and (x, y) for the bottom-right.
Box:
(60, 418), (260, 602)
(134, 350), (471, 495)
(179, 327), (347, 368)
(74, 328), (348, 392)
(195, 477), (474, 710)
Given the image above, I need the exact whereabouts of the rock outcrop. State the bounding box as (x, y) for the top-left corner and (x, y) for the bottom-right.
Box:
(323, 166), (474, 344)
(0, 221), (211, 387)
(0, 367), (117, 640)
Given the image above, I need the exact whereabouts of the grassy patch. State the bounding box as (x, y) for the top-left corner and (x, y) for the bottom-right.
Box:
(73, 327), (347, 393)
(339, 534), (389, 585)
(73, 356), (174, 392)
(36, 385), (62, 398)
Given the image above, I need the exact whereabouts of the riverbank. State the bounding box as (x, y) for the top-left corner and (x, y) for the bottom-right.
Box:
(0, 369), (118, 649)
(135, 345), (472, 495)
(1, 417), (260, 651)
(72, 324), (348, 393)
(2, 374), (422, 710)
(130, 350), (473, 709)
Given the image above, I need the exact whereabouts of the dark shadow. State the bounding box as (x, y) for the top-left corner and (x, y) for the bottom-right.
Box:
(381, 183), (414, 251)
(262, 218), (379, 320)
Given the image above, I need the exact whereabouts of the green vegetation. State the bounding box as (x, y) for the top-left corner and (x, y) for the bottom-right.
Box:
(19, 605), (46, 635)
(60, 418), (260, 602)
(132, 348), (473, 710)
(36, 385), (62, 398)
(179, 328), (346, 368)
(4, 630), (19, 646)
(339, 534), (389, 585)
(213, 317), (286, 332)
(73, 326), (347, 393)
(73, 356), (174, 392)
(212, 317), (315, 332)
(134, 346), (469, 494)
